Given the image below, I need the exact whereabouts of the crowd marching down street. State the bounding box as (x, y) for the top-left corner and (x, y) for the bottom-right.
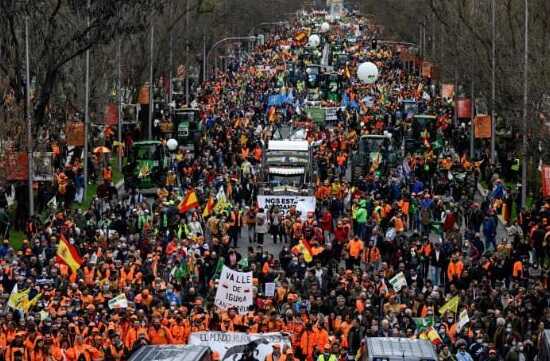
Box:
(1, 6), (550, 361)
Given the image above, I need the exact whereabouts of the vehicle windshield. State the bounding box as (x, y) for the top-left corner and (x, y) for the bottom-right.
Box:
(134, 145), (161, 161)
(269, 174), (304, 187)
(360, 137), (388, 154)
(306, 66), (320, 88)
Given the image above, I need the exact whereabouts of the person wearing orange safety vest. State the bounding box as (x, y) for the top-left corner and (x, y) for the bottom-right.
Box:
(299, 323), (318, 361)
(65, 336), (91, 361)
(512, 258), (524, 282)
(447, 253), (464, 283)
(170, 316), (190, 344)
(148, 319), (173, 345)
(102, 165), (113, 184)
(364, 241), (381, 269)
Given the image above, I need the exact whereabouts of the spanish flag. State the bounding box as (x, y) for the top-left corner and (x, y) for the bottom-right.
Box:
(202, 196), (215, 218)
(178, 189), (200, 214)
(419, 327), (443, 346)
(56, 234), (83, 273)
(268, 106), (277, 123)
(344, 64), (351, 80)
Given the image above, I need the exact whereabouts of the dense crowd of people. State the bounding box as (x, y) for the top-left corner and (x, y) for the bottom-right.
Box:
(1, 8), (550, 361)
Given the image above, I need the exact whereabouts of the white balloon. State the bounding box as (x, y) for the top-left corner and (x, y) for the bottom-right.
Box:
(308, 34), (321, 48)
(167, 138), (178, 151)
(320, 22), (330, 33)
(357, 62), (379, 84)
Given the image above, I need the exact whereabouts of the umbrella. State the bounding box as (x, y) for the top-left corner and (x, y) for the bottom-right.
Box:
(93, 146), (111, 154)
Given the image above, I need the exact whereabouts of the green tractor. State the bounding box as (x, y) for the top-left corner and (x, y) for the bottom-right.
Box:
(350, 134), (398, 183)
(126, 140), (169, 190)
(174, 108), (201, 151)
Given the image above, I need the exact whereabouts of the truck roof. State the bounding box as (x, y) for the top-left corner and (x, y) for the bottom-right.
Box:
(269, 167), (305, 175)
(133, 140), (162, 146)
(268, 140), (309, 152)
(129, 345), (210, 361)
(366, 337), (437, 360)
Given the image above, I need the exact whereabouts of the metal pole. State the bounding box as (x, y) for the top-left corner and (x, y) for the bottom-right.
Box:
(148, 24), (154, 140)
(418, 24), (422, 59)
(117, 38), (123, 171)
(431, 13), (435, 59)
(169, 31), (173, 105)
(83, 0), (90, 200)
(470, 81), (475, 159)
(202, 30), (207, 82)
(521, 0), (528, 207)
(25, 17), (34, 217)
(422, 17), (427, 57)
(185, 0), (190, 105)
(491, 0), (496, 163)
(470, 0), (476, 159)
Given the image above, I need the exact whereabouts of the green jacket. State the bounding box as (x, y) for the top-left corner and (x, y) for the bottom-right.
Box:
(354, 207), (368, 224)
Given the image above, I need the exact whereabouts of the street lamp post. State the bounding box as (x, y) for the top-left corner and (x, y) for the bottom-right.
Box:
(25, 16), (33, 217)
(491, 0), (496, 163)
(83, 0), (90, 200)
(185, 0), (190, 106)
(117, 38), (123, 171)
(204, 36), (256, 80)
(148, 24), (154, 140)
(521, 0), (529, 207)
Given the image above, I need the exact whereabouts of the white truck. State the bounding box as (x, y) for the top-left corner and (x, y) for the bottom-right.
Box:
(261, 140), (314, 195)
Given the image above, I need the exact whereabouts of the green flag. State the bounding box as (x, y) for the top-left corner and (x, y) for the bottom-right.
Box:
(212, 258), (225, 280)
(413, 317), (434, 331)
(238, 257), (249, 269)
(173, 261), (189, 281)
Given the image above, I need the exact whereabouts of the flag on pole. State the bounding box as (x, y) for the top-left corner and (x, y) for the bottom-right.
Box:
(7, 285), (30, 311)
(413, 317), (433, 331)
(108, 294), (128, 309)
(268, 106), (277, 123)
(439, 295), (460, 315)
(172, 260), (190, 281)
(344, 64), (351, 80)
(178, 189), (199, 214)
(457, 309), (470, 332)
(214, 187), (230, 214)
(21, 292), (42, 313)
(56, 234), (83, 273)
(427, 328), (443, 346)
(298, 238), (313, 263)
(202, 196), (215, 218)
(212, 258), (225, 280)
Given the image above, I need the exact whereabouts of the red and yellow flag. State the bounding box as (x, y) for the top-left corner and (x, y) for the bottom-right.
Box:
(344, 65), (351, 80)
(300, 238), (313, 263)
(178, 190), (200, 214)
(56, 235), (83, 273)
(268, 106), (277, 123)
(202, 196), (215, 218)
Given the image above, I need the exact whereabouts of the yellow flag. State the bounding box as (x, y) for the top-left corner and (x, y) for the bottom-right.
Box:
(439, 295), (460, 315)
(21, 293), (42, 312)
(8, 285), (30, 311)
